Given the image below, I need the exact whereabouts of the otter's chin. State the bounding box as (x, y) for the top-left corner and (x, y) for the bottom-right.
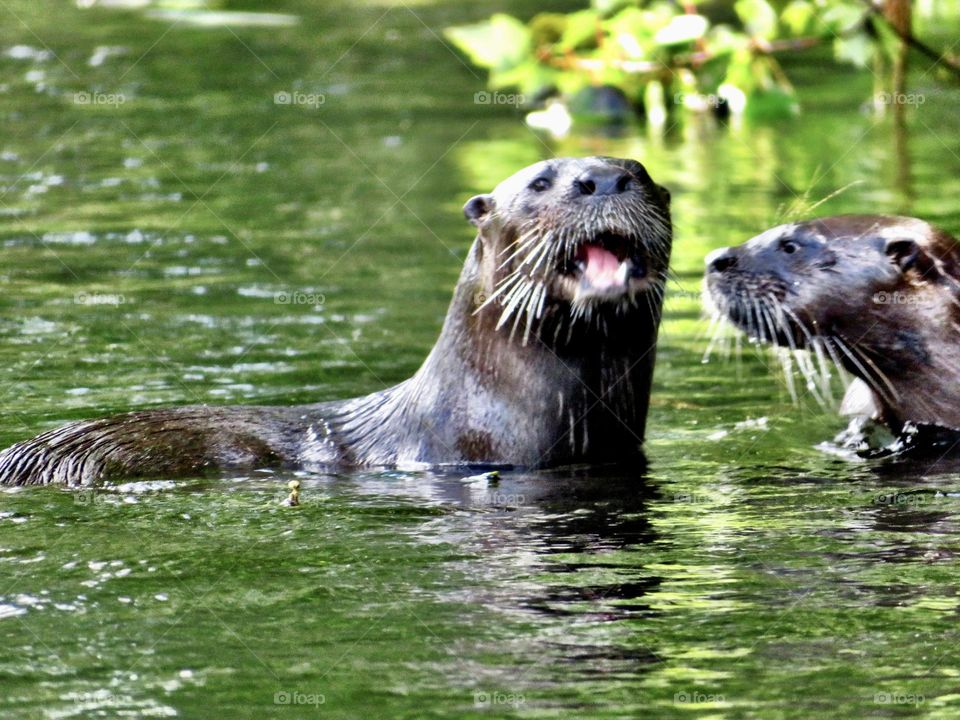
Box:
(556, 231), (649, 303)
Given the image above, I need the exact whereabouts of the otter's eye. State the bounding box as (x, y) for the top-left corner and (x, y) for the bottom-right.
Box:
(780, 239), (799, 254)
(528, 177), (552, 192)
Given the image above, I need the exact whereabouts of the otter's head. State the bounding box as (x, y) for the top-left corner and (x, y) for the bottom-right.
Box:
(704, 214), (960, 423)
(463, 156), (671, 345)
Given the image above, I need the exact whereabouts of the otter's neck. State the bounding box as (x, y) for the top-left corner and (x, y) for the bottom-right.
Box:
(848, 302), (960, 432)
(352, 240), (659, 468)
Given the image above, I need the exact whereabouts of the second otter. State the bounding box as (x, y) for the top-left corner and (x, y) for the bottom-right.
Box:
(704, 214), (960, 439)
(0, 156), (672, 485)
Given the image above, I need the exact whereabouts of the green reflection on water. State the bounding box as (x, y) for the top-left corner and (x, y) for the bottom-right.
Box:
(1, 1), (960, 718)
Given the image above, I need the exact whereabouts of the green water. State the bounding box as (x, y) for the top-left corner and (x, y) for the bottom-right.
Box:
(1, 1), (960, 717)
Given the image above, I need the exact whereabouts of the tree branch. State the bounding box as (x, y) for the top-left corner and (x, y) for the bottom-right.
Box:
(859, 0), (960, 79)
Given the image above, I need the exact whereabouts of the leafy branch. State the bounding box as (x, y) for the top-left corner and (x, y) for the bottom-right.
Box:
(444, 0), (954, 125)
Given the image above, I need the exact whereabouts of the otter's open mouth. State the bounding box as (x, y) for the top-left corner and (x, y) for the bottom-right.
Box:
(565, 232), (647, 301)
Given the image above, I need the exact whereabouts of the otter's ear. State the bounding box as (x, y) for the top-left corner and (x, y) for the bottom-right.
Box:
(656, 184), (671, 208)
(885, 237), (937, 277)
(463, 194), (494, 227)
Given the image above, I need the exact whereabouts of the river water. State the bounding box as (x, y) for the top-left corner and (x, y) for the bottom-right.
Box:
(1, 1), (960, 718)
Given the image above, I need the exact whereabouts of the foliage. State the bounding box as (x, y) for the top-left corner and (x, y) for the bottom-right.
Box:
(444, 0), (917, 123)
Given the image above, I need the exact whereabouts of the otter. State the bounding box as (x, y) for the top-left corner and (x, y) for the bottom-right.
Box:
(0, 156), (672, 485)
(704, 214), (960, 444)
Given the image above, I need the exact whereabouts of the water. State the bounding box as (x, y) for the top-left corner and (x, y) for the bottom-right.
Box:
(1, 1), (960, 717)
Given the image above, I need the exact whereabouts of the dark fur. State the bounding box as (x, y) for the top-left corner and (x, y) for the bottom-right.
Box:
(0, 157), (672, 485)
(705, 214), (960, 434)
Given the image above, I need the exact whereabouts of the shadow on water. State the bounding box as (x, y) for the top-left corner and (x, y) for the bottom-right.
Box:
(338, 462), (663, 601)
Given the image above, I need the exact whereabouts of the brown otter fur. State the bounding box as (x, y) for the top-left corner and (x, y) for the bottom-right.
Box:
(0, 156), (672, 485)
(704, 214), (960, 437)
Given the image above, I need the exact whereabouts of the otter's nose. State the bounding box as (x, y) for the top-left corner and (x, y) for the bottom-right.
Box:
(706, 247), (737, 273)
(574, 166), (633, 196)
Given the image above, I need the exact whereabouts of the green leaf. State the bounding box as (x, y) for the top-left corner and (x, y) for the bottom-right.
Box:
(706, 24), (750, 56)
(819, 4), (866, 34)
(529, 13), (567, 47)
(735, 0), (778, 40)
(654, 14), (709, 46)
(591, 0), (634, 16)
(696, 53), (735, 95)
(444, 14), (531, 72)
(780, 0), (814, 36)
(558, 9), (601, 51)
(723, 46), (758, 94)
(603, 7), (656, 56)
(490, 59), (558, 97)
(834, 31), (874, 68)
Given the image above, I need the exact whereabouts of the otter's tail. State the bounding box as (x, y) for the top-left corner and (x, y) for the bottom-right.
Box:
(0, 406), (307, 486)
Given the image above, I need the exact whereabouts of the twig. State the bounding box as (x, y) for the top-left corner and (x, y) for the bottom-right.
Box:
(560, 37), (822, 76)
(858, 0), (960, 79)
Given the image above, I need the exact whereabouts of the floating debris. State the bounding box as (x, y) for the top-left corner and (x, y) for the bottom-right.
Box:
(283, 480), (301, 507)
(461, 470), (500, 486)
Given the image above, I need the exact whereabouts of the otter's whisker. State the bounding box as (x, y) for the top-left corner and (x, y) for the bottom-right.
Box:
(761, 300), (812, 404)
(702, 314), (725, 363)
(832, 336), (897, 406)
(775, 347), (799, 402)
(845, 341), (899, 403)
(497, 279), (536, 333)
(475, 272), (525, 315)
(752, 297), (768, 344)
(525, 238), (557, 276)
(519, 281), (546, 346)
(769, 296), (833, 404)
(819, 336), (850, 392)
(810, 339), (835, 401)
(497, 228), (543, 269)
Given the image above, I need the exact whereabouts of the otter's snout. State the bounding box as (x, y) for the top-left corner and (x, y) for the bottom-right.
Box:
(705, 247), (738, 274)
(574, 165), (634, 197)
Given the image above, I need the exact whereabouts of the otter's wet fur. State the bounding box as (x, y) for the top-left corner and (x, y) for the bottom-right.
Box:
(704, 214), (960, 439)
(0, 157), (671, 485)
